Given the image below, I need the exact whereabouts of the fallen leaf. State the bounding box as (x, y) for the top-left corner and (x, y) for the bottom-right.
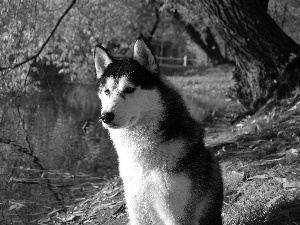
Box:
(288, 105), (297, 111)
(8, 201), (25, 211)
(283, 181), (300, 189)
(273, 177), (287, 184)
(250, 174), (269, 180)
(236, 123), (243, 127)
(266, 195), (283, 208)
(277, 130), (286, 137)
(285, 148), (299, 163)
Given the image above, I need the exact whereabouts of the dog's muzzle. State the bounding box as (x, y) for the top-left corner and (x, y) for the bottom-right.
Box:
(100, 112), (115, 124)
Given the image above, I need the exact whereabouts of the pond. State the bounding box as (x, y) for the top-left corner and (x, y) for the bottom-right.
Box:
(0, 84), (118, 225)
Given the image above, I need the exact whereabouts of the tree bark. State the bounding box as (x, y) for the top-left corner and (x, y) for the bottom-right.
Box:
(198, 0), (300, 112)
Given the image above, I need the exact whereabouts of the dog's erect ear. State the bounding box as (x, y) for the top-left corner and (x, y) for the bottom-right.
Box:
(94, 45), (113, 79)
(133, 37), (159, 74)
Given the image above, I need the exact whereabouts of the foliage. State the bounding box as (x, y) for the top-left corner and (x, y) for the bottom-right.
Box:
(1, 0), (300, 96)
(168, 64), (239, 121)
(0, 0), (47, 94)
(0, 0), (164, 93)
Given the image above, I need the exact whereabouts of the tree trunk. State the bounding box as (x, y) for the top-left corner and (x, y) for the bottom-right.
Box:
(171, 10), (229, 65)
(199, 0), (300, 112)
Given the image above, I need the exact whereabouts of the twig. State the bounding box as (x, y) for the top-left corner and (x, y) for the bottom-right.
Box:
(0, 0), (77, 72)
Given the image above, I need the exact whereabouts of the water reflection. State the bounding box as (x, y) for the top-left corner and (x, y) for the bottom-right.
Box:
(0, 84), (118, 224)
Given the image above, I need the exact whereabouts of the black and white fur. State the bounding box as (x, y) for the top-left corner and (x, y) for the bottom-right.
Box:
(94, 37), (223, 225)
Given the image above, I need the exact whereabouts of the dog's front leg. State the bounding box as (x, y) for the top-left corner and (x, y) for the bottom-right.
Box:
(151, 173), (194, 225)
(127, 210), (154, 225)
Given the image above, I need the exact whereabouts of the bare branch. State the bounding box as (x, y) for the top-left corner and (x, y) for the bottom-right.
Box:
(0, 0), (77, 72)
(146, 6), (161, 45)
(281, 0), (289, 29)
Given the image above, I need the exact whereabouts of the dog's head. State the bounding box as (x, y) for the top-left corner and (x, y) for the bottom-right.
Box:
(94, 38), (162, 129)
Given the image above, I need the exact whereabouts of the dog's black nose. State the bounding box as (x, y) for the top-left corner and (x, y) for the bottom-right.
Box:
(100, 112), (115, 124)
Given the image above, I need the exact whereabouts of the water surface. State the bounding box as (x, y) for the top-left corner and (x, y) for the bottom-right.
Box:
(0, 84), (118, 224)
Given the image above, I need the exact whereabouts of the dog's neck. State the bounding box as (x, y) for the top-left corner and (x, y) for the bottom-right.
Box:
(108, 107), (163, 149)
(107, 105), (185, 170)
(108, 117), (185, 178)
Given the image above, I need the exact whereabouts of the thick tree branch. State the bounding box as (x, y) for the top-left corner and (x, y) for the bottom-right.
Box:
(150, 0), (229, 64)
(172, 10), (228, 65)
(0, 132), (64, 205)
(0, 0), (76, 72)
(146, 7), (160, 45)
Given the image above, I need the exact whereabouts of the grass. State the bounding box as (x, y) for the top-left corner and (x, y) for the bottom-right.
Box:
(222, 158), (300, 225)
(168, 64), (240, 122)
(39, 64), (300, 225)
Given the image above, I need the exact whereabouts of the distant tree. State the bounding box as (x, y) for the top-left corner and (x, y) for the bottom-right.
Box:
(0, 0), (55, 93)
(0, 0), (164, 92)
(152, 0), (229, 65)
(171, 9), (228, 65)
(41, 0), (163, 83)
(3, 0), (300, 110)
(188, 0), (300, 112)
(0, 0), (78, 92)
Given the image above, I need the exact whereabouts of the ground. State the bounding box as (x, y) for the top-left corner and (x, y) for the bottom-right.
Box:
(39, 65), (300, 225)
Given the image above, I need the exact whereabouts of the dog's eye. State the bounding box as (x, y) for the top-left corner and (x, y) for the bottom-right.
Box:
(104, 89), (110, 95)
(123, 87), (136, 94)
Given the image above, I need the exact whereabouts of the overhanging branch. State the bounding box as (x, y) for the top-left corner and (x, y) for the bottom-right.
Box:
(0, 0), (77, 72)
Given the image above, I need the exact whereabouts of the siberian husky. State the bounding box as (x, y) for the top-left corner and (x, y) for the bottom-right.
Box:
(94, 37), (223, 225)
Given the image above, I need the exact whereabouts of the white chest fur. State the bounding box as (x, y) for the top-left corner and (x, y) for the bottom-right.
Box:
(108, 125), (191, 224)
(109, 123), (186, 177)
